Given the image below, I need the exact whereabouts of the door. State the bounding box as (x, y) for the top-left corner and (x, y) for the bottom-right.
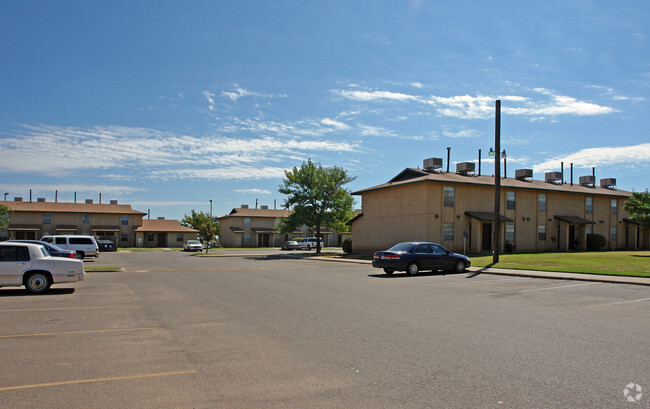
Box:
(482, 223), (492, 252)
(258, 234), (270, 247)
(0, 245), (31, 286)
(157, 233), (167, 247)
(413, 243), (434, 269)
(569, 225), (576, 250)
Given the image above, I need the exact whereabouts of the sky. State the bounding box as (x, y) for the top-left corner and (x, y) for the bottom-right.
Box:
(1, 1), (649, 221)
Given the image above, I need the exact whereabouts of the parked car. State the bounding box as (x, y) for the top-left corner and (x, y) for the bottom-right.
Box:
(372, 242), (470, 275)
(183, 240), (204, 252)
(281, 240), (302, 250)
(301, 237), (324, 250)
(40, 235), (100, 259)
(7, 240), (79, 259)
(0, 242), (85, 293)
(97, 240), (116, 252)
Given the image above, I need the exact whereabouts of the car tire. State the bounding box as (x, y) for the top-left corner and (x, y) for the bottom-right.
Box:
(25, 272), (51, 294)
(407, 262), (420, 275)
(454, 260), (466, 273)
(77, 251), (85, 259)
(383, 268), (394, 275)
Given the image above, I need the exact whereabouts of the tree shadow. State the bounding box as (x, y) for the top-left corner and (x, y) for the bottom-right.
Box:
(368, 270), (470, 279)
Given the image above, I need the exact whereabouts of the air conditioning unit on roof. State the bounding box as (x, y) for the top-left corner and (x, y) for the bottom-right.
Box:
(422, 157), (443, 171)
(579, 175), (595, 187)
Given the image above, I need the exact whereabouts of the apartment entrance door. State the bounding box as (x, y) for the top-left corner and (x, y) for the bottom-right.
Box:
(482, 223), (492, 252)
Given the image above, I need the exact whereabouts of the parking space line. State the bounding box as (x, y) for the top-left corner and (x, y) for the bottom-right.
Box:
(132, 267), (267, 273)
(491, 282), (599, 295)
(0, 370), (196, 392)
(420, 277), (530, 287)
(588, 297), (650, 308)
(0, 305), (137, 313)
(0, 327), (154, 339)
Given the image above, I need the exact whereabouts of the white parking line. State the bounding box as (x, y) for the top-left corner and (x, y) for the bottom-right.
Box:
(420, 277), (530, 287)
(588, 297), (650, 308)
(491, 282), (599, 295)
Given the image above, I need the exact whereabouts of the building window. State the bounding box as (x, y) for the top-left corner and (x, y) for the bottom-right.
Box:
(443, 186), (455, 207)
(121, 215), (129, 226)
(537, 225), (546, 241)
(43, 213), (52, 224)
(244, 233), (251, 245)
(610, 227), (617, 242)
(121, 233), (129, 242)
(586, 225), (593, 235)
(147, 234), (154, 242)
(176, 233), (184, 242)
(443, 223), (454, 241)
(585, 197), (593, 214)
(244, 218), (251, 227)
(538, 193), (547, 212)
(611, 199), (617, 215)
(81, 214), (90, 225)
(505, 223), (515, 242)
(506, 191), (515, 210)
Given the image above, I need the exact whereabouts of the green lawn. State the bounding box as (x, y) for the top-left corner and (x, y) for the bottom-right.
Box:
(470, 251), (650, 277)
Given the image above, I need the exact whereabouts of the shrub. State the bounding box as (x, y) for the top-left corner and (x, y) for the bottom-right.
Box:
(586, 233), (607, 251)
(504, 241), (515, 253)
(342, 238), (352, 254)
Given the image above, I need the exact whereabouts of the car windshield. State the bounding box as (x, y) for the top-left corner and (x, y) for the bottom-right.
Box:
(387, 242), (414, 252)
(188, 241), (200, 244)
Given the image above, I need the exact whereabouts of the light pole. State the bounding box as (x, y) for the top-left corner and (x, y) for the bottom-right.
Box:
(209, 200), (213, 218)
(501, 150), (507, 178)
(3, 193), (8, 201)
(493, 100), (501, 264)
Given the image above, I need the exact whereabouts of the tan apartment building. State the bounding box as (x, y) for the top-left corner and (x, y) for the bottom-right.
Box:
(351, 161), (646, 254)
(1, 197), (146, 246)
(218, 205), (351, 248)
(134, 218), (199, 248)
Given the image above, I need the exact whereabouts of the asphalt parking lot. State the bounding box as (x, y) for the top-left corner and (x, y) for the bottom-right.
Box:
(0, 250), (648, 408)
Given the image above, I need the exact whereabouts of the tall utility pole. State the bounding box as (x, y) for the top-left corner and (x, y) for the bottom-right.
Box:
(493, 100), (501, 264)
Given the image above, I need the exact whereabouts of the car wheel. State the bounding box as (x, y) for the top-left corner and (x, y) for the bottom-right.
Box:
(383, 268), (394, 275)
(77, 251), (85, 259)
(407, 262), (420, 275)
(25, 272), (51, 294)
(454, 260), (466, 273)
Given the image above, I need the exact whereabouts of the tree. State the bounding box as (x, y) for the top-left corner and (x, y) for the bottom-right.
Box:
(181, 210), (221, 253)
(624, 190), (650, 228)
(0, 204), (12, 232)
(278, 159), (356, 253)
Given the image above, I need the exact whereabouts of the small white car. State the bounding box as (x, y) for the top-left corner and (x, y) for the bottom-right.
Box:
(0, 242), (85, 293)
(281, 240), (301, 250)
(183, 240), (204, 252)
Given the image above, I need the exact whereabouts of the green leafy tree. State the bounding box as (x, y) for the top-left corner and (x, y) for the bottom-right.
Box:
(278, 159), (356, 253)
(624, 190), (650, 228)
(181, 210), (221, 253)
(0, 204), (12, 232)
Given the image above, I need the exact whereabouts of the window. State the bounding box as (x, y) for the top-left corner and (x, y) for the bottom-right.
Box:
(121, 233), (129, 242)
(147, 234), (154, 242)
(81, 214), (90, 225)
(244, 218), (251, 227)
(0, 246), (30, 262)
(43, 213), (52, 224)
(537, 225), (546, 241)
(55, 237), (66, 245)
(176, 233), (184, 242)
(443, 186), (455, 207)
(414, 244), (432, 253)
(586, 197), (593, 214)
(506, 191), (515, 210)
(611, 199), (617, 215)
(443, 223), (454, 241)
(70, 237), (93, 245)
(431, 244), (448, 255)
(538, 193), (547, 212)
(586, 225), (593, 235)
(505, 223), (515, 242)
(610, 227), (617, 242)
(121, 215), (129, 226)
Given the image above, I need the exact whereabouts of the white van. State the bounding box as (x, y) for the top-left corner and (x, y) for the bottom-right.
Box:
(40, 235), (100, 259)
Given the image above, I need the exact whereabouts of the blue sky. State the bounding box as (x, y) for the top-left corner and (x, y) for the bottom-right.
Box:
(1, 1), (649, 220)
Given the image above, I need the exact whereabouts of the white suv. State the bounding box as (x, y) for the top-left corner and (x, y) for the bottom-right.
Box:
(41, 235), (100, 259)
(301, 237), (324, 250)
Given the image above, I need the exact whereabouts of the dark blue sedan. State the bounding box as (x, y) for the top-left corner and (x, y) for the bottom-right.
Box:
(7, 240), (79, 259)
(373, 242), (470, 275)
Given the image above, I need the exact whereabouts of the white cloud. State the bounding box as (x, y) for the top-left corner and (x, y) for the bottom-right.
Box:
(235, 188), (272, 195)
(151, 166), (287, 181)
(532, 143), (650, 173)
(333, 89), (420, 102)
(442, 128), (482, 138)
(321, 118), (351, 131)
(203, 90), (216, 111)
(220, 85), (286, 102)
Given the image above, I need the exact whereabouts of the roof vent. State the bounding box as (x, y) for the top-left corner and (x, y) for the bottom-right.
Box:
(600, 178), (616, 189)
(37, 198), (46, 202)
(515, 169), (533, 181)
(579, 175), (595, 187)
(241, 204), (249, 209)
(14, 197), (23, 202)
(422, 157), (443, 172)
(545, 172), (562, 184)
(157, 217), (165, 220)
(455, 162), (475, 175)
(260, 205), (269, 210)
(85, 199), (94, 204)
(110, 200), (118, 205)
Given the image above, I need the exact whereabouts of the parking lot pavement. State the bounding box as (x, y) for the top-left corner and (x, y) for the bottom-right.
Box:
(1, 251), (648, 408)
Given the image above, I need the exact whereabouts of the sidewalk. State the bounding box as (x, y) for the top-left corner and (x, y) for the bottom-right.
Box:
(306, 256), (650, 286)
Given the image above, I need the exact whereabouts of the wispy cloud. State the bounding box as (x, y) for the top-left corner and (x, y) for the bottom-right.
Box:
(234, 188), (272, 195)
(532, 143), (650, 173)
(221, 84), (286, 102)
(333, 89), (420, 102)
(203, 90), (216, 111)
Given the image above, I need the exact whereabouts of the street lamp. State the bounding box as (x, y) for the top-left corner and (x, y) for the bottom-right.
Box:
(209, 200), (213, 218)
(501, 149), (507, 178)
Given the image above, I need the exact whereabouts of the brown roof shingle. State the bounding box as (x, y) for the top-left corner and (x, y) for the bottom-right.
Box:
(1, 200), (147, 215)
